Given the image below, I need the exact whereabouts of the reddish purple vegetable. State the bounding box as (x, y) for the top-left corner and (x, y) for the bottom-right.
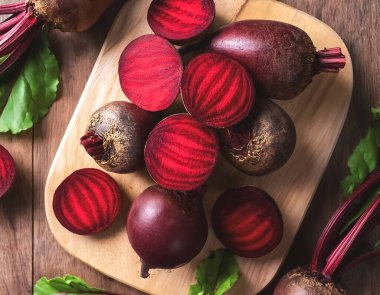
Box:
(274, 168), (380, 295)
(182, 52), (255, 128)
(0, 0), (114, 75)
(212, 186), (283, 258)
(80, 101), (157, 174)
(119, 34), (183, 112)
(147, 0), (215, 45)
(207, 20), (346, 100)
(144, 114), (219, 191)
(127, 185), (208, 278)
(0, 144), (16, 198)
(53, 168), (121, 235)
(220, 98), (296, 175)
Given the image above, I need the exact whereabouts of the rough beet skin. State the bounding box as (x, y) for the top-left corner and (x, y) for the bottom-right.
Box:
(181, 52), (255, 128)
(144, 114), (219, 191)
(80, 101), (157, 174)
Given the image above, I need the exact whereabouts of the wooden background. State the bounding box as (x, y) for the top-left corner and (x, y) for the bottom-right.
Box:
(0, 0), (378, 294)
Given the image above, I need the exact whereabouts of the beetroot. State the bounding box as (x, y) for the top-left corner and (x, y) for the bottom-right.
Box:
(53, 168), (121, 235)
(80, 101), (157, 173)
(0, 0), (114, 74)
(147, 0), (215, 45)
(0, 144), (16, 198)
(220, 98), (296, 175)
(181, 52), (255, 128)
(118, 34), (183, 112)
(212, 186), (283, 258)
(127, 185), (208, 278)
(144, 114), (219, 191)
(274, 169), (380, 295)
(208, 20), (346, 100)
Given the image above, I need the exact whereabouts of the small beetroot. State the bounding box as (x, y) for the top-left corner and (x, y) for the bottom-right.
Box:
(0, 144), (16, 198)
(119, 34), (183, 112)
(212, 186), (283, 258)
(147, 0), (215, 45)
(53, 168), (121, 235)
(181, 52), (255, 128)
(144, 114), (219, 191)
(80, 101), (157, 173)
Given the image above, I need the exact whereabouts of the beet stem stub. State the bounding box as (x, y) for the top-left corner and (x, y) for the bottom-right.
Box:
(316, 47), (346, 73)
(80, 131), (106, 160)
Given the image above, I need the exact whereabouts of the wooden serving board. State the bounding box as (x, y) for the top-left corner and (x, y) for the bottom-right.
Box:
(45, 0), (353, 294)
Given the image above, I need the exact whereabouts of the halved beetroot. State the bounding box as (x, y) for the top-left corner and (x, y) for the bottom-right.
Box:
(212, 186), (283, 258)
(147, 0), (215, 44)
(181, 52), (255, 128)
(119, 34), (183, 111)
(144, 114), (219, 191)
(53, 168), (121, 235)
(0, 144), (16, 198)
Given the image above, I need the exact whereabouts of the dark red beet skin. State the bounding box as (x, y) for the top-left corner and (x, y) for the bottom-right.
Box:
(53, 168), (121, 235)
(119, 34), (183, 111)
(147, 0), (215, 44)
(209, 20), (346, 100)
(127, 185), (208, 278)
(181, 52), (255, 128)
(0, 144), (16, 198)
(144, 114), (219, 191)
(212, 186), (283, 258)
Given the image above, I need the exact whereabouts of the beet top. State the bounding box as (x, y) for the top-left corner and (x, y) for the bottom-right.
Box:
(212, 186), (283, 258)
(144, 114), (219, 191)
(53, 168), (121, 235)
(208, 20), (346, 100)
(147, 0), (215, 44)
(181, 52), (255, 128)
(119, 34), (183, 112)
(0, 144), (16, 198)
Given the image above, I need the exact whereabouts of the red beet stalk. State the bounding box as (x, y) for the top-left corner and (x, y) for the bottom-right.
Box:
(80, 131), (105, 160)
(316, 47), (346, 73)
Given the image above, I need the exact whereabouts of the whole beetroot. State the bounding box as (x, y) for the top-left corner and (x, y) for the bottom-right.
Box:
(80, 101), (158, 174)
(208, 20), (346, 100)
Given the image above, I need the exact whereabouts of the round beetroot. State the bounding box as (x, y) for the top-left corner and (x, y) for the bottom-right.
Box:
(212, 186), (283, 258)
(53, 168), (121, 235)
(144, 114), (219, 191)
(0, 144), (16, 198)
(147, 0), (215, 44)
(127, 185), (208, 278)
(119, 34), (183, 112)
(181, 52), (255, 128)
(80, 101), (158, 173)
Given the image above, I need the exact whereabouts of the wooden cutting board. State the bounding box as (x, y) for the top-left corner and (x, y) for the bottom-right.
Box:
(45, 0), (353, 294)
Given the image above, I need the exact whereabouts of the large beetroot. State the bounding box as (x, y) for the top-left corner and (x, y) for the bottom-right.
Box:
(208, 20), (346, 100)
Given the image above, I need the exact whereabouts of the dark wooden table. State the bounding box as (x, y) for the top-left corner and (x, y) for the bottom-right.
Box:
(0, 0), (379, 294)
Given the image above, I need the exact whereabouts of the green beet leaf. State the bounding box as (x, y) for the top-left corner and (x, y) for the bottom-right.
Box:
(34, 275), (107, 295)
(340, 108), (380, 244)
(0, 33), (59, 134)
(188, 249), (239, 295)
(375, 240), (380, 249)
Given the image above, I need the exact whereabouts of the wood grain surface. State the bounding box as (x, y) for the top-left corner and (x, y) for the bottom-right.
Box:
(0, 0), (379, 295)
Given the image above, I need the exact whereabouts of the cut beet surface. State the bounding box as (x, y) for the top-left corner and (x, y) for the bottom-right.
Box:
(0, 144), (16, 198)
(144, 114), (219, 191)
(182, 52), (255, 128)
(53, 168), (121, 235)
(212, 186), (283, 258)
(147, 0), (215, 44)
(119, 34), (183, 112)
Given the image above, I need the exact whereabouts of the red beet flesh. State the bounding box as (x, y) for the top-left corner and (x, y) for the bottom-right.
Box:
(53, 168), (121, 235)
(181, 52), (255, 128)
(144, 114), (219, 191)
(118, 34), (183, 112)
(212, 186), (283, 258)
(208, 20), (346, 100)
(147, 0), (215, 44)
(127, 185), (208, 278)
(80, 101), (158, 173)
(0, 144), (16, 198)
